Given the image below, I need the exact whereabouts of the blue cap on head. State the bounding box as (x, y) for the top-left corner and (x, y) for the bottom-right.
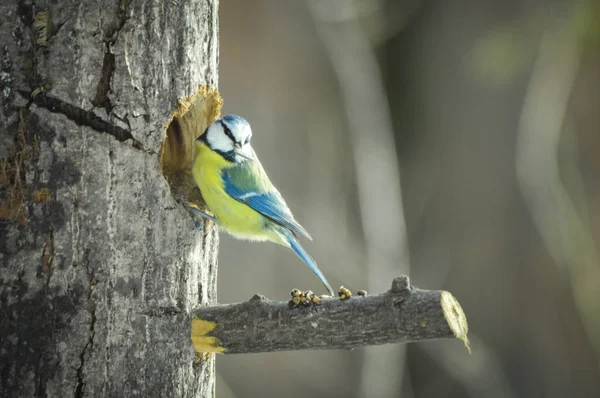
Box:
(221, 115), (250, 129)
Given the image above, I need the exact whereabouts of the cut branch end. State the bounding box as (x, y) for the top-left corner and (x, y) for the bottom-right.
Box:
(441, 291), (470, 353)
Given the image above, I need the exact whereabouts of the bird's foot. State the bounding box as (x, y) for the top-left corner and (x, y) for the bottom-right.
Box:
(177, 198), (217, 222)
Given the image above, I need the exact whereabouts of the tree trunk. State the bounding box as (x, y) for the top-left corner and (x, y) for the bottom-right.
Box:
(0, 1), (219, 397)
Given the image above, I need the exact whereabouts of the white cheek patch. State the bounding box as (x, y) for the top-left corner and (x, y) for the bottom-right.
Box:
(207, 126), (234, 153)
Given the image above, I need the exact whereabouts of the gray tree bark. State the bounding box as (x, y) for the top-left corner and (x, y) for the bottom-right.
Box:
(0, 1), (219, 397)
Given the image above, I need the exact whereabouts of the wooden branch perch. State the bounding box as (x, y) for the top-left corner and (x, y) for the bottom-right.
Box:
(191, 276), (470, 355)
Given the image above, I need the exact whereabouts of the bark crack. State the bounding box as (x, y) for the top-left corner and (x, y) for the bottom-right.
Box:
(92, 1), (130, 114)
(74, 259), (97, 398)
(140, 306), (183, 317)
(26, 92), (144, 150)
(41, 229), (54, 290)
(91, 47), (115, 114)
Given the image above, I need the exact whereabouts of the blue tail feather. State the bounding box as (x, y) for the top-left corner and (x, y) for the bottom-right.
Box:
(282, 230), (334, 296)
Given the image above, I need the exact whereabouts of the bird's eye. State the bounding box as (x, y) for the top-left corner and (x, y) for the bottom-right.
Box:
(245, 137), (250, 145)
(220, 121), (235, 142)
(223, 126), (235, 141)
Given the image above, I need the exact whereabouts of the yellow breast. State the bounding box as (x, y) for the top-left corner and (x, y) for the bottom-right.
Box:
(192, 142), (277, 242)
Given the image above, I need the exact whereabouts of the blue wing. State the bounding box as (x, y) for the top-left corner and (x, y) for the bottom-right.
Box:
(222, 165), (312, 240)
(222, 162), (334, 295)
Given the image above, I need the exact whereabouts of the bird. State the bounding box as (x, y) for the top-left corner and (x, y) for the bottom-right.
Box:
(187, 114), (334, 296)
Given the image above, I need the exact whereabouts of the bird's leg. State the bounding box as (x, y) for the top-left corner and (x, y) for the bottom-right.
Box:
(177, 198), (217, 222)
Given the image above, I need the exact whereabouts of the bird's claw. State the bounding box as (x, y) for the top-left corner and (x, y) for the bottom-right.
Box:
(178, 198), (217, 222)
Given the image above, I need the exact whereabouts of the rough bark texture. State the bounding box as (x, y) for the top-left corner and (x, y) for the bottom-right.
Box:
(0, 1), (219, 397)
(191, 276), (470, 354)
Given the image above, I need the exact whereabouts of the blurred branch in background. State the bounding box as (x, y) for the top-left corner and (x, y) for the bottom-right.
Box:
(419, 335), (516, 398)
(216, 0), (600, 396)
(308, 0), (412, 396)
(516, 0), (600, 366)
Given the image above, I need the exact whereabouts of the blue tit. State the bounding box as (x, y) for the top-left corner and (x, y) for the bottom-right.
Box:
(190, 115), (334, 295)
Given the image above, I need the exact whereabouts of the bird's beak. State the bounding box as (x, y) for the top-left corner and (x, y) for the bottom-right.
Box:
(234, 146), (254, 161)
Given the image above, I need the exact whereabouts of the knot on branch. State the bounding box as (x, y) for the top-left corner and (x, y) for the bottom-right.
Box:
(390, 276), (411, 293)
(249, 294), (268, 303)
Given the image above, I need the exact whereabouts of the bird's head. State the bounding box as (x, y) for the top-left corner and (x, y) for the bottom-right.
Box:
(201, 115), (254, 163)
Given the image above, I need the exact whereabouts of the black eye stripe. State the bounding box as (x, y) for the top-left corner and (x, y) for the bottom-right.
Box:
(220, 121), (235, 141)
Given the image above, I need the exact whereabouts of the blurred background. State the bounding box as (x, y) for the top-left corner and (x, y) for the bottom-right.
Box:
(215, 0), (600, 397)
